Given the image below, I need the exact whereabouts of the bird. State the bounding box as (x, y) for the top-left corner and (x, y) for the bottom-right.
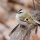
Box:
(16, 7), (40, 40)
(16, 9), (37, 29)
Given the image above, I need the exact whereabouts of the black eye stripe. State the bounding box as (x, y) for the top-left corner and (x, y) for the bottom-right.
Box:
(17, 9), (23, 14)
(18, 9), (22, 12)
(19, 9), (22, 12)
(18, 12), (23, 14)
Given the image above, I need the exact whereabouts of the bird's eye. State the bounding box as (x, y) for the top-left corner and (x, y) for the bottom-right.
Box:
(26, 19), (28, 21)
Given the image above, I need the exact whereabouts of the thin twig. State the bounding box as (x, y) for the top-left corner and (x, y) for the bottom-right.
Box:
(9, 24), (19, 36)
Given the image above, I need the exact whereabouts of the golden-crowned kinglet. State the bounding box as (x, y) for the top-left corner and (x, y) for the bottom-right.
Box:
(16, 9), (37, 28)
